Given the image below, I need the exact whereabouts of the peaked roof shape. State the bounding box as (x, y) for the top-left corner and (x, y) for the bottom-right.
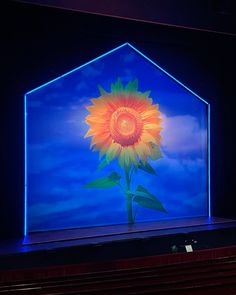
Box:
(25, 43), (209, 106)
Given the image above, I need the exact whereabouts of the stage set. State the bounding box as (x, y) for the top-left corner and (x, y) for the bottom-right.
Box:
(1, 217), (236, 271)
(1, 1), (236, 275)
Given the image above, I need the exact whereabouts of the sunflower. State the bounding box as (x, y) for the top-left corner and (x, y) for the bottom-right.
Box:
(84, 79), (162, 170)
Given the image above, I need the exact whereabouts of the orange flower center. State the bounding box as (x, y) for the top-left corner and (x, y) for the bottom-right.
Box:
(109, 107), (143, 146)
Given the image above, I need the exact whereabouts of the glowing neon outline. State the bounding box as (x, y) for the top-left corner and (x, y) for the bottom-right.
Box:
(24, 42), (210, 235)
(127, 43), (209, 105)
(24, 94), (28, 236)
(208, 104), (211, 217)
(25, 43), (128, 95)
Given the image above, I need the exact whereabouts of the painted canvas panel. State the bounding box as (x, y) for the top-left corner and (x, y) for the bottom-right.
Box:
(25, 43), (209, 233)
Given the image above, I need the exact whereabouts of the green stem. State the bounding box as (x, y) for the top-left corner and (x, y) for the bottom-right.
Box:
(129, 166), (135, 182)
(125, 168), (134, 224)
(133, 204), (139, 222)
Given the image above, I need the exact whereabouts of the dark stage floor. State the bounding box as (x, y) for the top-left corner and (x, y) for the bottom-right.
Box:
(1, 216), (236, 258)
(23, 216), (236, 247)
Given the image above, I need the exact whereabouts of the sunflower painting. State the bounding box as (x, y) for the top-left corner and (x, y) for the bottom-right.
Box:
(26, 43), (208, 233)
(84, 79), (167, 224)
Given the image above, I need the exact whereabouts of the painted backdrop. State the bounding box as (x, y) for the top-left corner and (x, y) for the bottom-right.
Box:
(26, 44), (208, 232)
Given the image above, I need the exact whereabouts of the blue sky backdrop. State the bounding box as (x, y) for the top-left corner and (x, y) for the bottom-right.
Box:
(26, 44), (208, 232)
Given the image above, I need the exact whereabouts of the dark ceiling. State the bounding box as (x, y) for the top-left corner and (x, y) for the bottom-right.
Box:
(16, 0), (236, 35)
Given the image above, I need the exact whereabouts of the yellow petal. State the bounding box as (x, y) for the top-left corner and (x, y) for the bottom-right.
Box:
(90, 133), (111, 149)
(84, 128), (94, 138)
(126, 146), (138, 168)
(118, 148), (126, 167)
(106, 142), (121, 162)
(143, 117), (162, 125)
(134, 141), (149, 162)
(86, 115), (107, 124)
(143, 123), (162, 130)
(141, 109), (160, 119)
(140, 130), (157, 144)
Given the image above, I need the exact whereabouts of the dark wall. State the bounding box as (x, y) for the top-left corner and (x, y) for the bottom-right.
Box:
(1, 1), (235, 239)
(18, 0), (236, 35)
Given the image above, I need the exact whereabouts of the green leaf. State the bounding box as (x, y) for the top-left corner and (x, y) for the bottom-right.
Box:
(133, 185), (167, 213)
(133, 196), (167, 212)
(111, 78), (123, 92)
(138, 161), (157, 175)
(125, 79), (138, 92)
(97, 158), (109, 170)
(83, 172), (121, 189)
(135, 185), (156, 199)
(109, 171), (122, 182)
(149, 143), (162, 161)
(98, 85), (108, 96)
(142, 90), (151, 97)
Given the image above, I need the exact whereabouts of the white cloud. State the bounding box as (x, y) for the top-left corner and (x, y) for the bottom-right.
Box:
(154, 154), (205, 175)
(160, 114), (207, 154)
